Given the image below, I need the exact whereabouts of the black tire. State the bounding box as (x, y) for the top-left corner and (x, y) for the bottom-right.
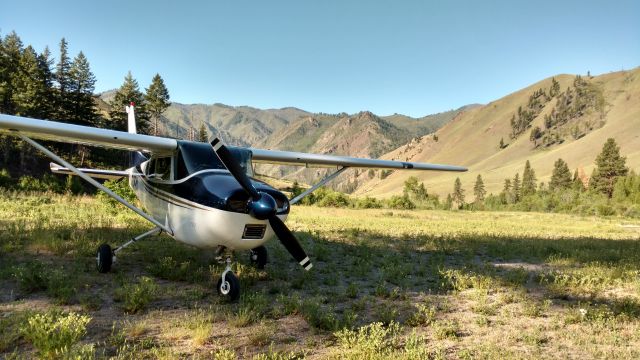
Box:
(249, 245), (268, 269)
(216, 271), (240, 302)
(96, 243), (113, 273)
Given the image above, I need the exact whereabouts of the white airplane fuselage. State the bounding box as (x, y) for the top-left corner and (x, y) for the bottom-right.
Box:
(128, 167), (286, 251)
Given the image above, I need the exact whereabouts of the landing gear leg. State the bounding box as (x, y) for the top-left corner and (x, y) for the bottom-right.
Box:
(96, 227), (162, 273)
(217, 256), (240, 302)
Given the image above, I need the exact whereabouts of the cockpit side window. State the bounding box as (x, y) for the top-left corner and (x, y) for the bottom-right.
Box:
(146, 156), (172, 181)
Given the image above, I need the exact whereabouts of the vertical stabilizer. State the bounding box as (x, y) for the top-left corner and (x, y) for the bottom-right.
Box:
(126, 103), (137, 134)
(125, 102), (147, 167)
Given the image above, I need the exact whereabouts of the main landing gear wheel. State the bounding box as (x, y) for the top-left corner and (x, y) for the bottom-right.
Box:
(217, 271), (240, 302)
(249, 246), (268, 269)
(96, 243), (113, 273)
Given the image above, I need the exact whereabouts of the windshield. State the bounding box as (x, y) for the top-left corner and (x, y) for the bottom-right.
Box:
(175, 141), (253, 179)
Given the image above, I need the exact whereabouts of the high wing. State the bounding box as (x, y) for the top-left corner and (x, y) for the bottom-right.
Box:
(0, 114), (466, 172)
(249, 148), (467, 171)
(0, 114), (176, 154)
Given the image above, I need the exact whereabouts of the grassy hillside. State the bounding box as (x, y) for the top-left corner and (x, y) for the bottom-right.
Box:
(356, 68), (640, 198)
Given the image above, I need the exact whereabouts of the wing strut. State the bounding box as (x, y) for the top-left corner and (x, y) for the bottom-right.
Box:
(289, 166), (349, 205)
(18, 134), (173, 235)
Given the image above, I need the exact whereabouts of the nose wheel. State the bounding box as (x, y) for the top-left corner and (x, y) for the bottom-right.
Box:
(249, 245), (268, 269)
(217, 257), (240, 301)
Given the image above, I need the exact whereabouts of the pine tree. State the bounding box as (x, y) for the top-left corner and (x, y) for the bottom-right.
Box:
(501, 178), (512, 204)
(12, 46), (44, 117)
(550, 77), (560, 97)
(68, 51), (98, 126)
(36, 46), (55, 118)
(198, 122), (208, 142)
(499, 137), (505, 149)
(108, 71), (150, 132)
(445, 193), (453, 210)
(473, 174), (486, 203)
(549, 158), (572, 190)
(521, 160), (537, 196)
(590, 138), (628, 197)
(1, 31), (24, 114)
(513, 173), (522, 202)
(512, 173), (521, 202)
(452, 177), (465, 209)
(54, 38), (72, 121)
(145, 73), (170, 136)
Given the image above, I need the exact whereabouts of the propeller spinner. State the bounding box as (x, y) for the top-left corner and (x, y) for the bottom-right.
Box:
(211, 138), (313, 271)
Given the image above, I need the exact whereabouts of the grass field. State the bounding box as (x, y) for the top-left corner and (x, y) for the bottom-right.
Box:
(2, 191), (640, 359)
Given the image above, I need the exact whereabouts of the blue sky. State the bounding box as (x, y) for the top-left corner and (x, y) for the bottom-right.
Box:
(2, 0), (638, 117)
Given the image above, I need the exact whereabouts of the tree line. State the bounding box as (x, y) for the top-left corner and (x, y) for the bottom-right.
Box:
(451, 138), (638, 217)
(0, 30), (173, 177)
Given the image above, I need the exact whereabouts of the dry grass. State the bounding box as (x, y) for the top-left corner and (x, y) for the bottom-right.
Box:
(2, 192), (640, 358)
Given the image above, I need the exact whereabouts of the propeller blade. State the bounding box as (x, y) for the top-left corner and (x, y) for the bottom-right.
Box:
(211, 138), (260, 200)
(269, 215), (312, 271)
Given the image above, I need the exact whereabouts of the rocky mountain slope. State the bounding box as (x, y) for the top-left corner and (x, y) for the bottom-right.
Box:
(98, 91), (464, 189)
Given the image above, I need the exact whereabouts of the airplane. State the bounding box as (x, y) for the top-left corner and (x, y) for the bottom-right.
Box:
(0, 105), (466, 301)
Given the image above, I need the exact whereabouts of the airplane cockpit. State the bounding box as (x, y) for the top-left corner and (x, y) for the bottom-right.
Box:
(143, 141), (254, 182)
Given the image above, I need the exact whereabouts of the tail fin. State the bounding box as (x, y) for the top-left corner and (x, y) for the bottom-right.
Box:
(125, 103), (147, 167)
(126, 102), (137, 134)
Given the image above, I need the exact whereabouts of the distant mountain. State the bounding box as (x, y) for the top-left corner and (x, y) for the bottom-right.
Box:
(355, 67), (640, 198)
(97, 92), (466, 189)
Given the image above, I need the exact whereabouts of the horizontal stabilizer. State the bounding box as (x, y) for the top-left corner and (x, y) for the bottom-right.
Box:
(50, 163), (134, 180)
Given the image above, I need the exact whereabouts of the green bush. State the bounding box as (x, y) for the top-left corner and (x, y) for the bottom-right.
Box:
(46, 269), (75, 305)
(17, 174), (64, 193)
(97, 178), (137, 210)
(65, 175), (83, 194)
(334, 321), (401, 357)
(21, 310), (91, 359)
(13, 261), (48, 293)
(0, 168), (15, 189)
(354, 196), (382, 209)
(386, 195), (416, 210)
(114, 276), (158, 314)
(317, 191), (350, 208)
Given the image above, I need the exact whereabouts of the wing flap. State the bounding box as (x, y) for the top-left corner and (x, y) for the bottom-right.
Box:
(249, 148), (467, 172)
(0, 114), (177, 154)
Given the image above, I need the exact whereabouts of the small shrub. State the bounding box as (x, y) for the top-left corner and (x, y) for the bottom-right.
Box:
(317, 191), (350, 208)
(354, 196), (382, 209)
(46, 269), (75, 305)
(114, 276), (158, 314)
(21, 310), (91, 359)
(345, 283), (358, 299)
(386, 195), (416, 210)
(18, 174), (65, 193)
(0, 168), (15, 189)
(334, 321), (401, 357)
(407, 303), (437, 327)
(13, 261), (48, 293)
(301, 300), (339, 331)
(433, 320), (460, 340)
(97, 178), (137, 210)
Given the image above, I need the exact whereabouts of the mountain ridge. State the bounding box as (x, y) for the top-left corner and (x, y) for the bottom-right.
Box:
(355, 68), (640, 198)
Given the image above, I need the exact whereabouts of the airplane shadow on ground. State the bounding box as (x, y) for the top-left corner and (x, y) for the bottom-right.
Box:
(2, 221), (640, 320)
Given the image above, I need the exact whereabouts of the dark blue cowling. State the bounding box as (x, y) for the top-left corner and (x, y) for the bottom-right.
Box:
(248, 193), (277, 220)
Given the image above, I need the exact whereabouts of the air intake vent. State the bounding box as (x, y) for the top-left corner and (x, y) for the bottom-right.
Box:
(243, 224), (266, 239)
